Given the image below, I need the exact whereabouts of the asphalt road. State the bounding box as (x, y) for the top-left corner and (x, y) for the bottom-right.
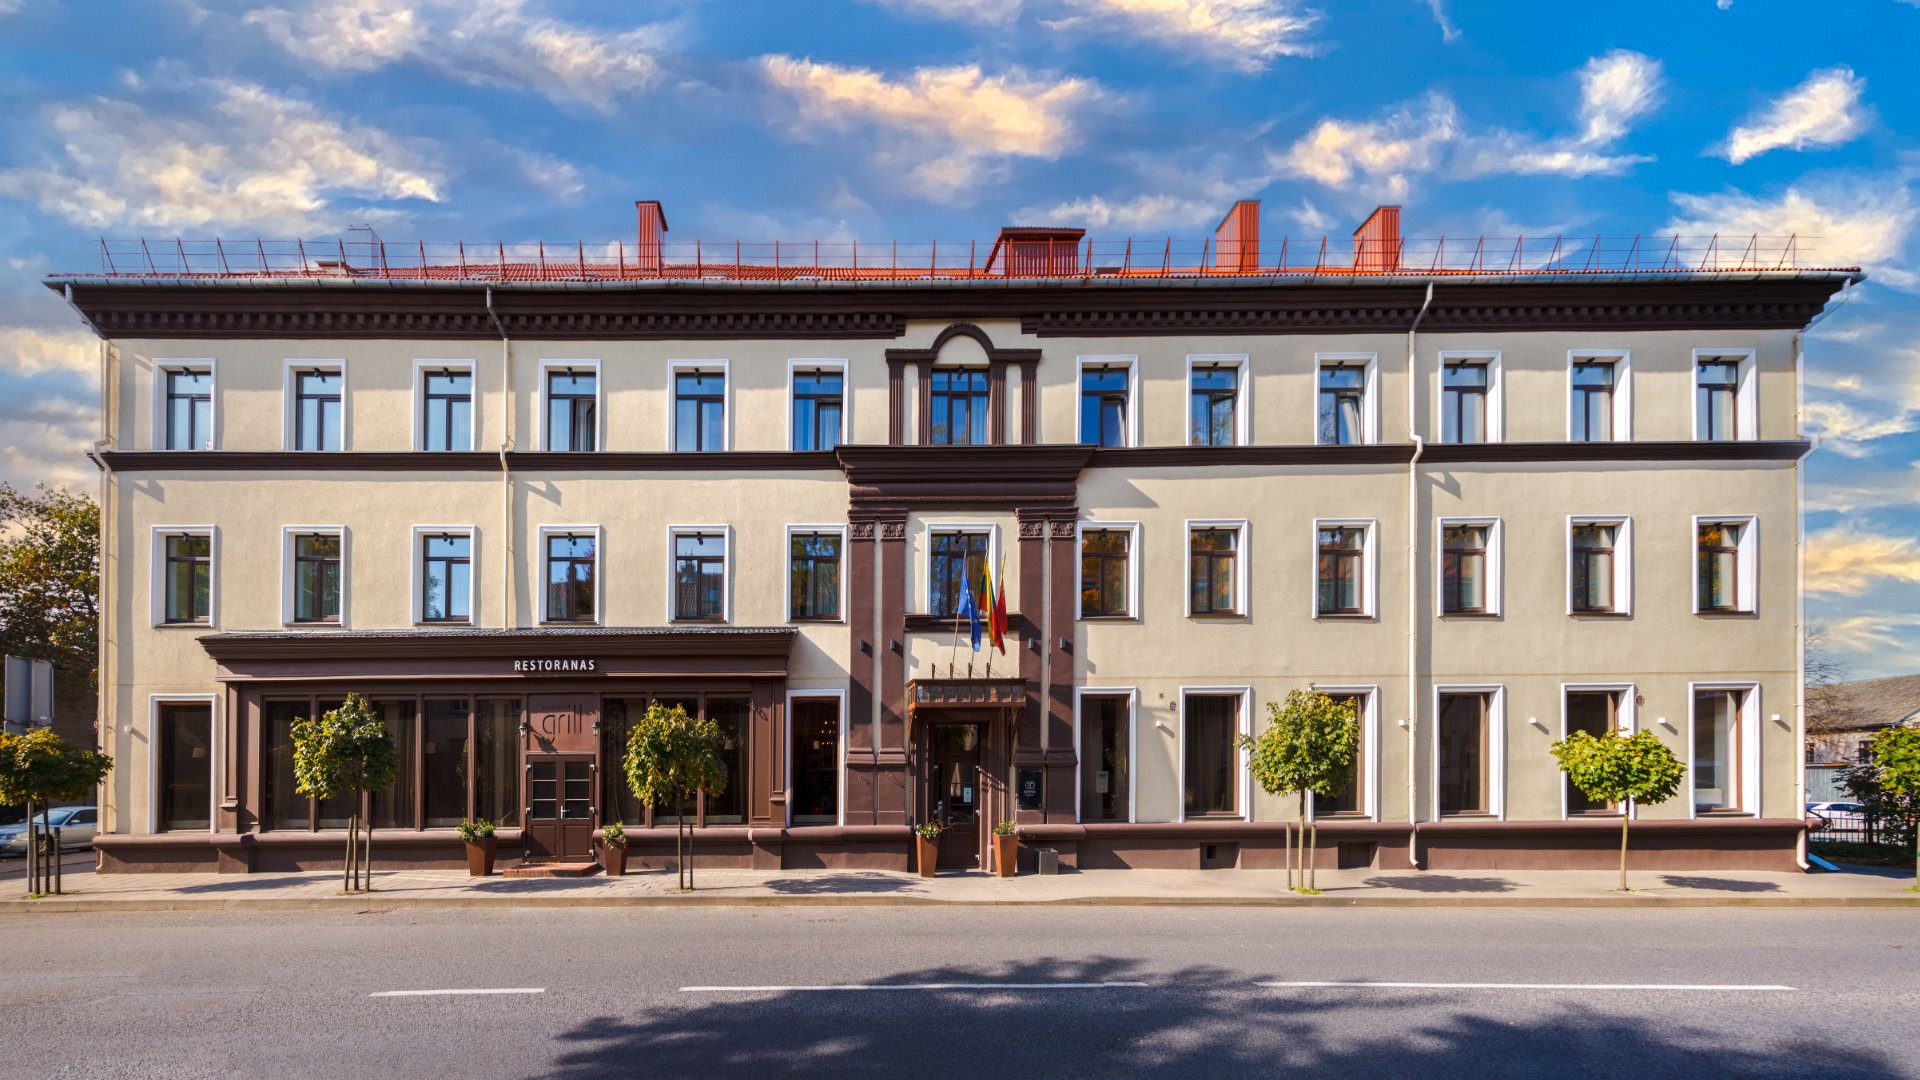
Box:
(1, 906), (1915, 1079)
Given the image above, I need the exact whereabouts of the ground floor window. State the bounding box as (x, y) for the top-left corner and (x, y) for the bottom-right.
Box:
(1080, 695), (1130, 822)
(1314, 693), (1366, 816)
(1438, 693), (1489, 816)
(1184, 694), (1239, 817)
(1566, 692), (1619, 814)
(790, 698), (840, 825)
(157, 703), (212, 832)
(602, 694), (750, 827)
(1694, 689), (1743, 812)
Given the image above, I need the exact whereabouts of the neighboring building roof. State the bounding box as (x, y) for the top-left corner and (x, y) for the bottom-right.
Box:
(1817, 673), (1920, 731)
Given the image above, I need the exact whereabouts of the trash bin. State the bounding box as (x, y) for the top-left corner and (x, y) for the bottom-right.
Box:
(1036, 848), (1059, 876)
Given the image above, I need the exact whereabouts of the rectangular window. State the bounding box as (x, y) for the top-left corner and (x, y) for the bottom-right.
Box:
(929, 369), (988, 445)
(1442, 526), (1487, 614)
(1080, 695), (1130, 822)
(294, 370), (343, 451)
(1318, 364), (1366, 445)
(545, 533), (596, 622)
(674, 532), (726, 620)
(675, 371), (725, 452)
(547, 370), (596, 452)
(475, 699), (520, 827)
(1697, 522), (1742, 612)
(422, 534), (471, 623)
(791, 698), (840, 825)
(164, 534), (211, 624)
(1080, 529), (1129, 617)
(367, 699), (417, 830)
(313, 698), (352, 829)
(166, 370), (213, 450)
(1694, 689), (1742, 812)
(1697, 360), (1740, 441)
(1190, 365), (1238, 446)
(1317, 527), (1366, 616)
(1189, 527), (1238, 615)
(602, 698), (647, 827)
(1080, 366), (1128, 447)
(929, 531), (989, 617)
(423, 370), (472, 452)
(1441, 363), (1488, 444)
(264, 701), (309, 830)
(423, 699), (471, 828)
(792, 370), (842, 451)
(1438, 693), (1489, 816)
(1315, 693), (1366, 815)
(1571, 524), (1616, 612)
(703, 698), (750, 823)
(789, 532), (841, 620)
(157, 703), (212, 832)
(1183, 694), (1239, 817)
(1571, 362), (1614, 442)
(293, 534), (341, 623)
(1566, 692), (1618, 814)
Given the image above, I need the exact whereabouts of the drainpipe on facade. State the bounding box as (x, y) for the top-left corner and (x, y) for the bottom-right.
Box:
(486, 288), (514, 630)
(1406, 282), (1434, 869)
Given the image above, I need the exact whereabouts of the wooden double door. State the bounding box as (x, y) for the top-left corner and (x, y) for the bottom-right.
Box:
(524, 694), (600, 860)
(931, 723), (982, 868)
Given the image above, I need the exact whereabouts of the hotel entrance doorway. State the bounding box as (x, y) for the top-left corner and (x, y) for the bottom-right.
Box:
(931, 723), (981, 867)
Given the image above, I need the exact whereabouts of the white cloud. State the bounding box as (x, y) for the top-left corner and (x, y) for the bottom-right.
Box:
(1807, 527), (1920, 595)
(513, 150), (584, 203)
(860, 0), (1317, 71)
(1271, 50), (1661, 199)
(0, 328), (99, 382)
(243, 0), (669, 112)
(760, 57), (1103, 203)
(0, 391), (98, 489)
(1719, 67), (1869, 165)
(1417, 0), (1460, 42)
(1037, 192), (1222, 230)
(1662, 180), (1916, 285)
(1818, 612), (1920, 675)
(863, 0), (1025, 23)
(0, 79), (441, 234)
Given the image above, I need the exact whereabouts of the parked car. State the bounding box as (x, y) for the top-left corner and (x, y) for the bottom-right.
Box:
(0, 806), (98, 854)
(1807, 801), (1866, 830)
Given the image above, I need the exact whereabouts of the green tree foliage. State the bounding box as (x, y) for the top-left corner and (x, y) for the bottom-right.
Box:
(1550, 729), (1686, 891)
(0, 484), (100, 680)
(1237, 690), (1359, 892)
(0, 728), (112, 895)
(292, 694), (398, 893)
(1865, 726), (1920, 887)
(622, 702), (729, 891)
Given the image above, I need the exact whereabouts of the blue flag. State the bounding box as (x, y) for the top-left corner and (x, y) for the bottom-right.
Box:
(959, 559), (982, 652)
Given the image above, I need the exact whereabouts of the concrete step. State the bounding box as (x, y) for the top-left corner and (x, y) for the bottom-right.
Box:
(502, 861), (601, 879)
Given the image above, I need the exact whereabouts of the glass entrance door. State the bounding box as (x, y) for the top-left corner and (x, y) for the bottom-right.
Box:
(931, 724), (982, 868)
(524, 756), (595, 860)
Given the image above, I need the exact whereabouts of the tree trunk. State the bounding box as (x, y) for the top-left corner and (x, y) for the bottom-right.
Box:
(1295, 795), (1307, 893)
(24, 798), (35, 896)
(675, 798), (686, 891)
(1619, 814), (1630, 892)
(364, 798), (374, 892)
(1308, 822), (1318, 891)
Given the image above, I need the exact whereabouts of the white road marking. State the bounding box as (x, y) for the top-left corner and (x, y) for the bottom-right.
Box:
(680, 982), (1149, 992)
(371, 988), (548, 997)
(1257, 981), (1796, 991)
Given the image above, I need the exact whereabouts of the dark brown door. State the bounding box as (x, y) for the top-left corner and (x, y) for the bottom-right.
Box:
(931, 724), (981, 868)
(525, 756), (596, 859)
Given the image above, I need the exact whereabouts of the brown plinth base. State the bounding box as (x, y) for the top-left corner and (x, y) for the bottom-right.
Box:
(502, 861), (602, 879)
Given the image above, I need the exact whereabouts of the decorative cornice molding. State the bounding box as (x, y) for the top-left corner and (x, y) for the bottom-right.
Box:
(98, 449), (843, 472)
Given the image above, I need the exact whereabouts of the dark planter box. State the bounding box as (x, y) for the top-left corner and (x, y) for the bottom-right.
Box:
(464, 838), (497, 877)
(603, 841), (628, 877)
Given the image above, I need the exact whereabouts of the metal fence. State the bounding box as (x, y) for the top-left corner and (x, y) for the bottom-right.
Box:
(1807, 807), (1919, 848)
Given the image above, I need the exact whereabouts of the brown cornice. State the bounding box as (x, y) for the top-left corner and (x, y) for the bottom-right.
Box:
(1096, 445), (1411, 467)
(99, 450), (842, 472)
(198, 626), (798, 681)
(836, 444), (1093, 512)
(1417, 439), (1811, 463)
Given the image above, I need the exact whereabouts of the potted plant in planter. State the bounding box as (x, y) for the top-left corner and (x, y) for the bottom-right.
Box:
(602, 820), (629, 877)
(992, 820), (1019, 878)
(914, 821), (942, 878)
(457, 819), (496, 877)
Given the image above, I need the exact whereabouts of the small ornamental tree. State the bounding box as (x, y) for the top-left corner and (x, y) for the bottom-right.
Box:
(1236, 690), (1359, 892)
(292, 694), (399, 893)
(1866, 726), (1920, 888)
(1549, 729), (1687, 892)
(0, 728), (112, 896)
(623, 702), (729, 891)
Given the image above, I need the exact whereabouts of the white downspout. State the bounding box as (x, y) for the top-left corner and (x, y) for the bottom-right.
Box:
(1406, 282), (1434, 868)
(486, 288), (514, 630)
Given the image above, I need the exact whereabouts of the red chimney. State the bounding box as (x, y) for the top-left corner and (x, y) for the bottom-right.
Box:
(1354, 206), (1401, 272)
(984, 226), (1086, 277)
(636, 201), (668, 271)
(1214, 201), (1259, 271)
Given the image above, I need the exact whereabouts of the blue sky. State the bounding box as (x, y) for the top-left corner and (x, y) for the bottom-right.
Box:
(2, 0), (1918, 675)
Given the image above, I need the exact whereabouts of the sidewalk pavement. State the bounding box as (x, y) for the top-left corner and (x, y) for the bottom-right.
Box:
(3, 860), (1915, 911)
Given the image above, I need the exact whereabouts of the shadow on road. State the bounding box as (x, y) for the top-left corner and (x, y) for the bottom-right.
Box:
(1359, 873), (1517, 893)
(1659, 875), (1782, 893)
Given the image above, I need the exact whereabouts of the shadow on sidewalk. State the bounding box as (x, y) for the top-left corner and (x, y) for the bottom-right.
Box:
(173, 875), (329, 894)
(1358, 874), (1517, 893)
(764, 873), (919, 896)
(1658, 875), (1781, 893)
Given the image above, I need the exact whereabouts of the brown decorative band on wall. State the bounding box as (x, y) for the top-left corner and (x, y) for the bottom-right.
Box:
(904, 613), (1029, 631)
(1419, 439), (1812, 463)
(97, 450), (844, 472)
(76, 303), (902, 341)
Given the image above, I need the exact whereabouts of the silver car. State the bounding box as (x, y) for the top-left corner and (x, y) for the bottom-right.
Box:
(0, 806), (98, 854)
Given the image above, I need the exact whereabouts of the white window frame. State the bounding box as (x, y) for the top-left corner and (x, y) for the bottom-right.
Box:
(1315, 352), (1380, 445)
(149, 526), (217, 628)
(1568, 350), (1632, 442)
(1687, 681), (1761, 817)
(147, 694), (220, 836)
(411, 525), (479, 626)
(1307, 684), (1379, 822)
(1185, 354), (1251, 447)
(1436, 516), (1501, 617)
(538, 523), (606, 625)
(537, 359), (603, 453)
(784, 688), (847, 827)
(784, 524), (849, 624)
(281, 525), (348, 627)
(1431, 684), (1506, 820)
(1692, 514), (1758, 615)
(1311, 518), (1378, 619)
(1176, 686), (1251, 823)
(1075, 355), (1140, 448)
(1073, 686), (1139, 824)
(1076, 520), (1141, 621)
(1558, 683), (1639, 820)
(1184, 518), (1249, 618)
(413, 360), (478, 452)
(282, 359), (348, 452)
(667, 523), (733, 623)
(1436, 350), (1503, 444)
(152, 359), (217, 451)
(919, 521), (1000, 616)
(670, 359), (732, 452)
(787, 358), (849, 452)
(1691, 348), (1758, 442)
(1567, 515), (1633, 616)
